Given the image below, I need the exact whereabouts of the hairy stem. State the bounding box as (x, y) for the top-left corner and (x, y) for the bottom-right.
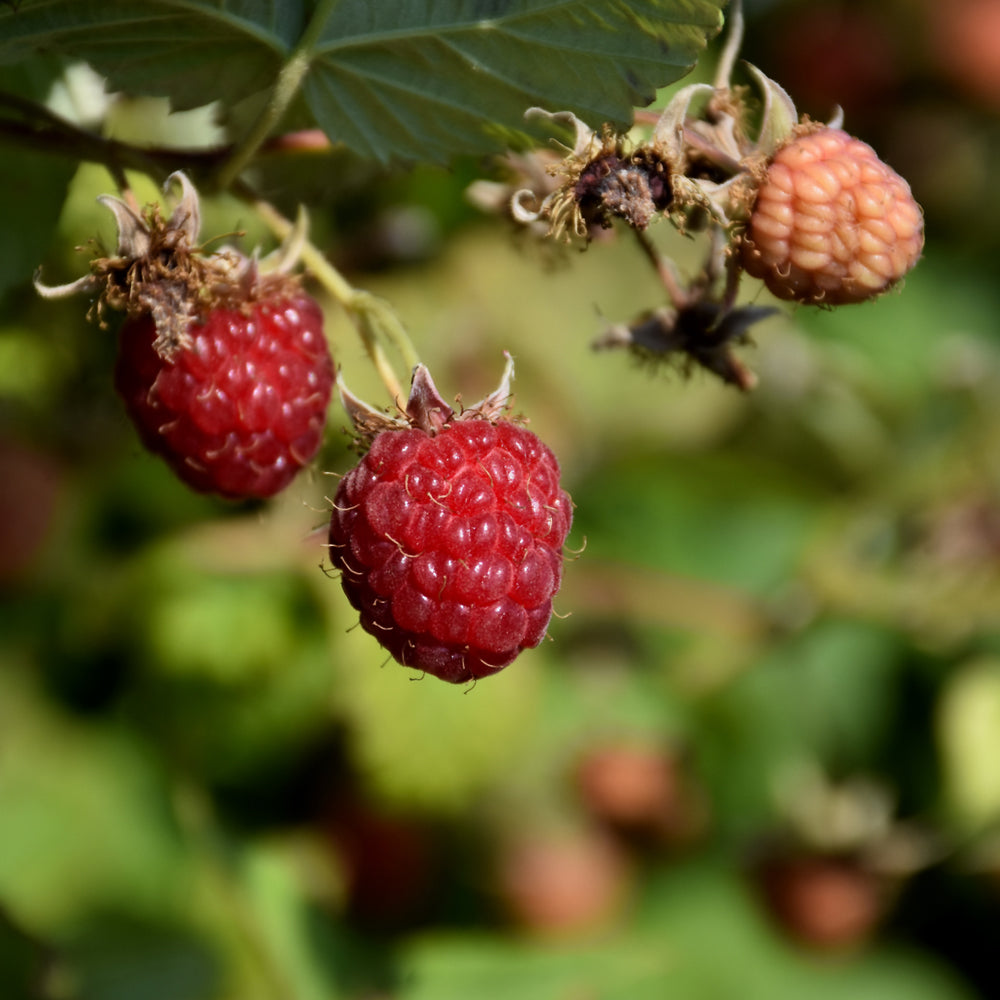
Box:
(245, 189), (413, 406)
(713, 0), (744, 92)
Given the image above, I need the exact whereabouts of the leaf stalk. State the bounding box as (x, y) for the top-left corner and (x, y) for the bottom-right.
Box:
(214, 0), (339, 190)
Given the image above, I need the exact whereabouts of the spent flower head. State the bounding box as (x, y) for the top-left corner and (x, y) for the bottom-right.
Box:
(35, 172), (308, 358)
(510, 109), (675, 242)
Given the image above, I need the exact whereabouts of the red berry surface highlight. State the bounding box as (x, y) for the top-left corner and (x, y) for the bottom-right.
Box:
(741, 127), (924, 305)
(329, 417), (572, 683)
(115, 293), (334, 499)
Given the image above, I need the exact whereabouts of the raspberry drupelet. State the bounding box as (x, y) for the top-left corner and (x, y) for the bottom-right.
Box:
(115, 294), (333, 499)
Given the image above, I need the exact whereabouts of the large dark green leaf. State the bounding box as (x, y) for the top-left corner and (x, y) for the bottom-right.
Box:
(0, 0), (726, 162)
(304, 0), (727, 160)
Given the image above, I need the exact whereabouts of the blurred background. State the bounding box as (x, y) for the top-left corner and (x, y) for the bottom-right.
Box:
(3, 0), (1000, 997)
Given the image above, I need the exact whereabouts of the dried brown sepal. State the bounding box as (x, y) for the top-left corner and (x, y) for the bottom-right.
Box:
(593, 301), (777, 391)
(34, 172), (301, 359)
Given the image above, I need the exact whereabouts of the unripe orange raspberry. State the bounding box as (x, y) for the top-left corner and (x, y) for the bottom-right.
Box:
(740, 127), (924, 305)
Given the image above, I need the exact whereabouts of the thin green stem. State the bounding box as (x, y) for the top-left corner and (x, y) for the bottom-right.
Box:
(713, 0), (744, 92)
(247, 192), (355, 304)
(244, 188), (413, 405)
(358, 294), (422, 374)
(214, 0), (338, 191)
(351, 295), (408, 404)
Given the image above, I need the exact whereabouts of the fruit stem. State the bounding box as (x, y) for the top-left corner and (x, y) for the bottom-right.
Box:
(719, 237), (744, 315)
(633, 228), (690, 308)
(214, 0), (338, 191)
(356, 293), (422, 374)
(245, 188), (409, 405)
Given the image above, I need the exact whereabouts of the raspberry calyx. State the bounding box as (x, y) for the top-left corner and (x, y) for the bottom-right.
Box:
(35, 172), (302, 356)
(328, 358), (573, 683)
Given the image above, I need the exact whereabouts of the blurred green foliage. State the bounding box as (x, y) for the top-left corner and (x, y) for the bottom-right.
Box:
(3, 1), (1000, 998)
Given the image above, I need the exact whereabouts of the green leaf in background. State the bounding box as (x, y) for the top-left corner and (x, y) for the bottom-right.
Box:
(143, 571), (317, 685)
(400, 933), (675, 1000)
(632, 863), (978, 1000)
(330, 617), (542, 813)
(0, 0), (726, 162)
(0, 669), (188, 933)
(937, 657), (1000, 832)
(0, 909), (49, 1000)
(237, 840), (343, 1000)
(401, 863), (977, 1000)
(64, 914), (219, 1000)
(575, 449), (817, 594)
(694, 620), (904, 838)
(0, 60), (76, 298)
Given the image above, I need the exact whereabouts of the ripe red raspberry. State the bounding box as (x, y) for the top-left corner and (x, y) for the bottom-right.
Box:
(740, 126), (924, 305)
(115, 293), (333, 499)
(328, 364), (572, 683)
(34, 172), (335, 499)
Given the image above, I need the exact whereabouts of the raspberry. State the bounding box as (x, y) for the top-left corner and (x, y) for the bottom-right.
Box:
(740, 127), (924, 305)
(328, 365), (572, 683)
(34, 172), (335, 499)
(115, 293), (334, 499)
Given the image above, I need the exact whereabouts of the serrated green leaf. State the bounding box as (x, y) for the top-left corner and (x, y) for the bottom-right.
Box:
(305, 0), (727, 162)
(1, 0), (726, 163)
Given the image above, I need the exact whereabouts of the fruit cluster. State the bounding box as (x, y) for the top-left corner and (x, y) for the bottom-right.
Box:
(36, 180), (573, 682)
(33, 8), (924, 685)
(501, 29), (924, 385)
